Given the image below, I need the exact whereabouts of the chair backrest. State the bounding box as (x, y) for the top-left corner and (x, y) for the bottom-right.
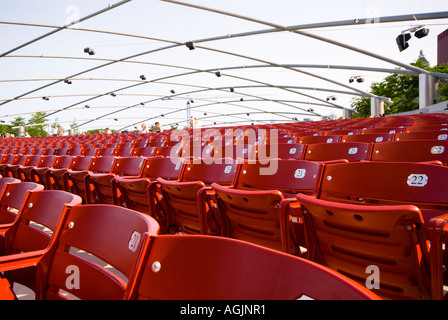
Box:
(156, 160), (239, 235)
(69, 155), (93, 171)
(212, 160), (324, 252)
(124, 234), (379, 300)
(94, 147), (115, 157)
(0, 178), (32, 224)
(140, 157), (184, 180)
(88, 156), (116, 173)
(298, 134), (341, 144)
(341, 133), (395, 143)
(253, 143), (305, 160)
(51, 155), (74, 170)
(294, 193), (430, 300)
(178, 159), (239, 185)
(395, 130), (448, 141)
(35, 155), (57, 168)
(153, 145), (182, 157)
(112, 147), (133, 157)
(0, 154), (15, 165)
(361, 127), (405, 134)
(111, 157), (145, 177)
(303, 142), (372, 162)
(318, 161), (448, 217)
(131, 147), (156, 157)
(1, 190), (82, 291)
(371, 139), (448, 165)
(234, 159), (324, 197)
(36, 204), (159, 300)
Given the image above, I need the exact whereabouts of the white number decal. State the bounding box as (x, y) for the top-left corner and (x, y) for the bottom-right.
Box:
(407, 174), (428, 187)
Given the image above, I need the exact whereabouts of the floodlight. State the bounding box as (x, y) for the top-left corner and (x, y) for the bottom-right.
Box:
(84, 47), (95, 55)
(396, 33), (411, 52)
(415, 27), (429, 39)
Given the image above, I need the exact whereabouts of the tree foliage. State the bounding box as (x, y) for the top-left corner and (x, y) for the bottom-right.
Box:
(351, 60), (448, 118)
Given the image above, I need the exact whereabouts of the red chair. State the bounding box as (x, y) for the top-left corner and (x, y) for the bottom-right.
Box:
(341, 133), (395, 143)
(395, 130), (448, 141)
(280, 161), (448, 299)
(94, 147), (115, 157)
(3, 155), (30, 178)
(124, 234), (379, 300)
(62, 156), (114, 203)
(0, 155), (16, 177)
(111, 157), (185, 233)
(155, 159), (239, 235)
(303, 142), (372, 163)
(0, 190), (82, 293)
(298, 135), (341, 144)
(19, 155), (56, 183)
(84, 157), (145, 205)
(211, 159), (324, 253)
(42, 156), (75, 190)
(371, 140), (448, 165)
(289, 194), (435, 300)
(252, 143), (305, 160)
(0, 181), (44, 225)
(1, 203), (158, 300)
(131, 147), (156, 157)
(112, 147), (133, 157)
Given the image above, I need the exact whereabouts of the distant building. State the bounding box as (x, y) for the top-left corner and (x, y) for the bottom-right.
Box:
(417, 50), (430, 66)
(438, 28), (448, 65)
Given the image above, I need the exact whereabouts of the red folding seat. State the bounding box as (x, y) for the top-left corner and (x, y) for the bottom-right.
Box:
(298, 134), (341, 144)
(395, 130), (448, 141)
(211, 159), (324, 253)
(253, 143), (305, 160)
(303, 142), (372, 163)
(65, 145), (82, 156)
(19, 155), (56, 183)
(41, 148), (57, 156)
(0, 155), (16, 177)
(32, 155), (74, 189)
(341, 133), (395, 143)
(289, 194), (436, 300)
(45, 156), (88, 191)
(4, 155), (39, 179)
(63, 156), (114, 203)
(131, 147), (156, 157)
(123, 234), (379, 300)
(371, 139), (448, 165)
(1, 202), (157, 300)
(0, 190), (82, 293)
(112, 147), (133, 157)
(111, 157), (185, 233)
(94, 147), (115, 157)
(153, 145), (183, 158)
(85, 157), (145, 205)
(361, 127), (405, 134)
(0, 181), (44, 225)
(280, 161), (448, 299)
(155, 159), (239, 236)
(79, 148), (97, 156)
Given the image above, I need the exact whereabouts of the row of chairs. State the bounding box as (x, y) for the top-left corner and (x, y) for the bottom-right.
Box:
(103, 156), (448, 300)
(0, 178), (378, 300)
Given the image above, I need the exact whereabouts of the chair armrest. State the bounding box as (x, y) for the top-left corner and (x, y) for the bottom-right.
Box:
(427, 213), (448, 300)
(0, 249), (46, 273)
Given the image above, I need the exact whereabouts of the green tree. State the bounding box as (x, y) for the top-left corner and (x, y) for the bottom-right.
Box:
(26, 112), (48, 137)
(351, 60), (448, 118)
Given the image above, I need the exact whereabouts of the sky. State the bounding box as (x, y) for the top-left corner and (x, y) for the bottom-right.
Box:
(0, 0), (447, 133)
